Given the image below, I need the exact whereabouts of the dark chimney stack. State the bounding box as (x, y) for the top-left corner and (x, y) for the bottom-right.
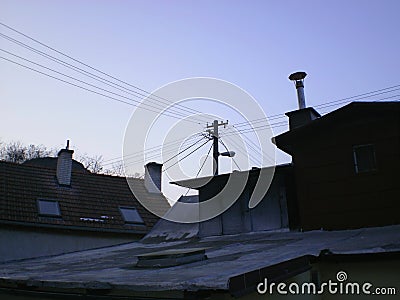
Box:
(287, 71), (320, 129)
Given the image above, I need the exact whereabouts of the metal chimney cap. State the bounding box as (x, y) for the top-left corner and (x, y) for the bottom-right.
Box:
(289, 71), (307, 81)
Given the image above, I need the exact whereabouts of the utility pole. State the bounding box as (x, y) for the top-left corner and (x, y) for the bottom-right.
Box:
(206, 120), (228, 175)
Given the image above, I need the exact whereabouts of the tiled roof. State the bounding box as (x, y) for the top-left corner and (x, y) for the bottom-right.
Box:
(0, 160), (170, 234)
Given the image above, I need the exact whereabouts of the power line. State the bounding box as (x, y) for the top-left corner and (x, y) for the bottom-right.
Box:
(0, 55), (202, 124)
(3, 23), (400, 117)
(0, 42), (207, 123)
(163, 139), (210, 172)
(3, 25), (400, 131)
(3, 22), (400, 171)
(195, 142), (213, 178)
(102, 133), (203, 165)
(0, 23), (210, 122)
(231, 126), (275, 164)
(109, 86), (400, 168)
(183, 142), (213, 196)
(221, 134), (263, 167)
(317, 94), (400, 115)
(230, 85), (400, 129)
(0, 48), (202, 120)
(220, 121), (289, 137)
(231, 113), (287, 127)
(107, 134), (206, 168)
(0, 56), (130, 106)
(162, 136), (209, 165)
(227, 130), (275, 167)
(121, 142), (195, 168)
(314, 85), (400, 109)
(317, 93), (400, 113)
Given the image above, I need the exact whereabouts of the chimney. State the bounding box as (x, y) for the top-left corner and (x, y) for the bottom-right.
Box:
(286, 71), (320, 130)
(289, 71), (307, 109)
(56, 140), (74, 186)
(144, 162), (162, 193)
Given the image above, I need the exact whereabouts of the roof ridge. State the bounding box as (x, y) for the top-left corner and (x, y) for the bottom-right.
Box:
(0, 159), (144, 181)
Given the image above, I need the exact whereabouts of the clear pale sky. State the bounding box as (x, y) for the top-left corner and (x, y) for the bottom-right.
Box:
(1, 1), (400, 200)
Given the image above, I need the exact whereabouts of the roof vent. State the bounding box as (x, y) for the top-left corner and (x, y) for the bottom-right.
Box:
(136, 248), (207, 268)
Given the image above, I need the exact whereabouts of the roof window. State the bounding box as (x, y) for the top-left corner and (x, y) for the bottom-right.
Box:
(37, 199), (61, 217)
(119, 207), (144, 225)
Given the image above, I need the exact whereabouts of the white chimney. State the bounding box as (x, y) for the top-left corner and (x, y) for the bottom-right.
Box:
(144, 162), (162, 193)
(56, 140), (74, 186)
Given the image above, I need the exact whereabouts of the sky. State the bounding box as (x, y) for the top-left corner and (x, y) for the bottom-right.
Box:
(1, 0), (400, 201)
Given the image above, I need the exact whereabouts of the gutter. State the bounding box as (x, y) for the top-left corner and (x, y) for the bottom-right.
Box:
(0, 220), (147, 235)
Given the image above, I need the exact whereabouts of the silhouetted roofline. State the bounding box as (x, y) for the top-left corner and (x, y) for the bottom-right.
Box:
(171, 163), (292, 189)
(274, 101), (400, 154)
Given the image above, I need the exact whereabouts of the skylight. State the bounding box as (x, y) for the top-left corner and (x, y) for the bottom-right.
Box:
(119, 207), (144, 225)
(37, 199), (61, 217)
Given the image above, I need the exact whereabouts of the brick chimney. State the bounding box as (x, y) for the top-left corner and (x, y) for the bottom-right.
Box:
(56, 140), (74, 186)
(144, 162), (162, 193)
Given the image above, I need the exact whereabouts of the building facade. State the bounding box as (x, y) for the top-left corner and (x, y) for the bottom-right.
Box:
(274, 102), (400, 230)
(172, 164), (296, 237)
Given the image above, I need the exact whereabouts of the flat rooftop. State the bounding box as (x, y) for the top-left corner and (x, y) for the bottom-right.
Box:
(0, 225), (399, 297)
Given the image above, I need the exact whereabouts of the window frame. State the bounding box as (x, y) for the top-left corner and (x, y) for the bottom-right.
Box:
(353, 144), (377, 174)
(37, 199), (61, 217)
(119, 206), (145, 225)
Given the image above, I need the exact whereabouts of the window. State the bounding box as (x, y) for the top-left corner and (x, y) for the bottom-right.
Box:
(119, 207), (144, 224)
(353, 144), (377, 173)
(37, 199), (61, 217)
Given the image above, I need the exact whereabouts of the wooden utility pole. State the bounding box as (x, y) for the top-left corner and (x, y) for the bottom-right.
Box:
(206, 120), (228, 175)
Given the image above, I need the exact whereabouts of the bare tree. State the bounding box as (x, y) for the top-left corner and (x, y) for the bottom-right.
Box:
(78, 154), (104, 173)
(0, 140), (141, 177)
(103, 161), (125, 176)
(26, 144), (55, 159)
(102, 162), (143, 178)
(0, 141), (55, 163)
(2, 141), (27, 163)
